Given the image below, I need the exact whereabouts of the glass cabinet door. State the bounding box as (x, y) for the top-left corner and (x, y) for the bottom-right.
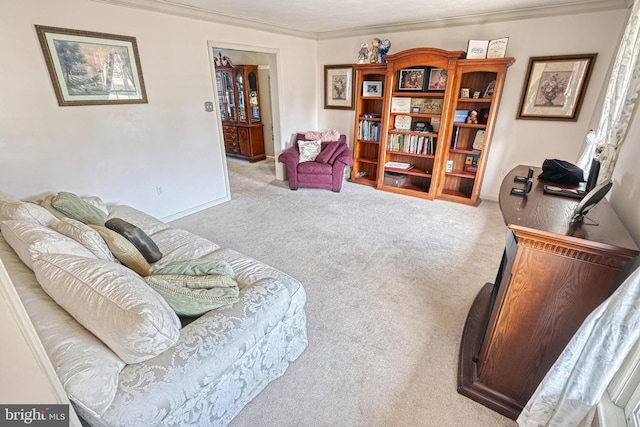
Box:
(248, 71), (260, 122)
(223, 71), (236, 121)
(235, 72), (247, 122)
(215, 71), (226, 120)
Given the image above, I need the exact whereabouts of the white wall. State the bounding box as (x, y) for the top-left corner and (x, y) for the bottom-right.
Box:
(317, 9), (628, 202)
(0, 0), (317, 220)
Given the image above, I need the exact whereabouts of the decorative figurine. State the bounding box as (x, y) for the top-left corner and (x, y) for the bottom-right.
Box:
(357, 43), (369, 63)
(379, 39), (391, 62)
(368, 38), (381, 63)
(467, 110), (479, 124)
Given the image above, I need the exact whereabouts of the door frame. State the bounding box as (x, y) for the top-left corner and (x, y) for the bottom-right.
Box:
(207, 41), (285, 180)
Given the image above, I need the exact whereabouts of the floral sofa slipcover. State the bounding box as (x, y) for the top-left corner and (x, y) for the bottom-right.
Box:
(0, 192), (308, 426)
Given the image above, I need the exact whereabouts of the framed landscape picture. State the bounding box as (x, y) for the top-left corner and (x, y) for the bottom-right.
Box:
(517, 53), (597, 121)
(35, 25), (148, 106)
(324, 64), (355, 109)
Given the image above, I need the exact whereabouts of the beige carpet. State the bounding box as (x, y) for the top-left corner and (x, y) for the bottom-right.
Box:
(170, 158), (518, 427)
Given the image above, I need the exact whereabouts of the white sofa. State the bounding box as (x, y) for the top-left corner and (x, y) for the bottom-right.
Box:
(0, 192), (308, 426)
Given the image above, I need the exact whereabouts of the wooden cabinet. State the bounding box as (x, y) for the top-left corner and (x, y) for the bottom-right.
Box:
(437, 58), (514, 205)
(350, 48), (513, 205)
(214, 54), (265, 162)
(352, 64), (387, 187)
(457, 165), (639, 419)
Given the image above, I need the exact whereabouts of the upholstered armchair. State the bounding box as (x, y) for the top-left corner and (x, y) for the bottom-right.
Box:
(278, 133), (353, 192)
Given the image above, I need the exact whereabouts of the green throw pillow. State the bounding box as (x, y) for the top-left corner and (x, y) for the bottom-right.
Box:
(149, 258), (235, 278)
(51, 192), (108, 226)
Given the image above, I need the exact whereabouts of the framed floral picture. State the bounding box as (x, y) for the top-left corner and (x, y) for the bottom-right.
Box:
(517, 54), (597, 121)
(324, 64), (354, 109)
(35, 25), (147, 106)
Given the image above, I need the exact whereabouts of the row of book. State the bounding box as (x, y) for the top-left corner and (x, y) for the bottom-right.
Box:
(358, 120), (381, 141)
(388, 134), (436, 155)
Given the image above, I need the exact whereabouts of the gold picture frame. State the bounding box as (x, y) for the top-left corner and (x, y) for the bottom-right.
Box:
(517, 53), (597, 121)
(36, 25), (148, 106)
(324, 64), (354, 109)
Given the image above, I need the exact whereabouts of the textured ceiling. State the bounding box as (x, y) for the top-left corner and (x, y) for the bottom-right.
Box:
(162, 0), (622, 33)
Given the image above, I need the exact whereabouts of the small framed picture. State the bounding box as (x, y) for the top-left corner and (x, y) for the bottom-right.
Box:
(473, 91), (481, 99)
(411, 106), (421, 113)
(461, 88), (470, 98)
(446, 160), (454, 173)
(428, 68), (447, 91)
(362, 81), (382, 97)
(397, 68), (426, 91)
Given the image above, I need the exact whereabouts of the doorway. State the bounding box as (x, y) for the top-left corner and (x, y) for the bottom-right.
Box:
(208, 42), (283, 180)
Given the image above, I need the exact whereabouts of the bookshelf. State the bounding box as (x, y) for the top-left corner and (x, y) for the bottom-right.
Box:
(436, 58), (515, 205)
(378, 48), (463, 200)
(350, 48), (514, 205)
(351, 63), (387, 187)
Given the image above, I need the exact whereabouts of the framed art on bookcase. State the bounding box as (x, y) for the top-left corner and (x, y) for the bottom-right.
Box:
(362, 81), (382, 97)
(397, 68), (426, 91)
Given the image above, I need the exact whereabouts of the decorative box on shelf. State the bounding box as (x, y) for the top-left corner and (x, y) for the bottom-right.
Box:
(384, 172), (407, 187)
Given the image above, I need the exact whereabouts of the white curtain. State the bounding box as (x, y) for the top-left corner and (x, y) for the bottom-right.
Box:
(576, 0), (640, 183)
(517, 266), (640, 427)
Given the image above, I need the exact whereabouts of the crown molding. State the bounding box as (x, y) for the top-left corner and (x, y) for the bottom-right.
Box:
(317, 0), (630, 40)
(90, 0), (318, 39)
(92, 0), (629, 41)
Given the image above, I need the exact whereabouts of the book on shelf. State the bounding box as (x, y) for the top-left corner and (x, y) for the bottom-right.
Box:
(385, 161), (413, 170)
(454, 110), (470, 123)
(464, 153), (480, 173)
(388, 134), (435, 155)
(358, 119), (380, 141)
(391, 97), (411, 113)
(472, 130), (485, 150)
(451, 126), (460, 149)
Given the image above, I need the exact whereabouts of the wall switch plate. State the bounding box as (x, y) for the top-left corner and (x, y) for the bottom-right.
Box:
(204, 102), (214, 112)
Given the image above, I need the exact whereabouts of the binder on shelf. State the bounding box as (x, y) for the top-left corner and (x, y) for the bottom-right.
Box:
(454, 110), (470, 123)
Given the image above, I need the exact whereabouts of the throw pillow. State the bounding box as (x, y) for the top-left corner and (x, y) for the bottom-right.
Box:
(315, 141), (340, 164)
(0, 201), (58, 226)
(144, 274), (240, 316)
(89, 225), (150, 276)
(51, 192), (108, 226)
(298, 139), (322, 162)
(105, 218), (162, 263)
(50, 218), (115, 262)
(40, 195), (71, 220)
(328, 143), (348, 164)
(1, 220), (96, 270)
(33, 254), (181, 364)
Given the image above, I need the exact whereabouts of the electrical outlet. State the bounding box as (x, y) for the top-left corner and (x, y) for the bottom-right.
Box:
(204, 102), (214, 112)
(156, 186), (163, 195)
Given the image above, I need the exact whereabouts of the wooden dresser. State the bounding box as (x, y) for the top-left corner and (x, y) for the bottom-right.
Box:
(458, 165), (639, 419)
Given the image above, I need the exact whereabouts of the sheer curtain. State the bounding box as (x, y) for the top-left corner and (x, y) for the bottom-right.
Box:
(576, 0), (640, 183)
(517, 3), (640, 426)
(517, 267), (640, 427)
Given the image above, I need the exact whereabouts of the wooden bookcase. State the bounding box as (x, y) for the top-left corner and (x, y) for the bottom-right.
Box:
(351, 63), (387, 187)
(350, 48), (514, 205)
(436, 58), (515, 205)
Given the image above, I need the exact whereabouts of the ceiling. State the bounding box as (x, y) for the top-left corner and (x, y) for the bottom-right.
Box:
(150, 0), (628, 36)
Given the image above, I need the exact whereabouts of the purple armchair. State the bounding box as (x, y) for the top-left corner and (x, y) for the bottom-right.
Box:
(278, 133), (354, 192)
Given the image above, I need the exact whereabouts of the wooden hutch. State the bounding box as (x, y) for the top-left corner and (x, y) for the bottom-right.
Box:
(214, 53), (265, 162)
